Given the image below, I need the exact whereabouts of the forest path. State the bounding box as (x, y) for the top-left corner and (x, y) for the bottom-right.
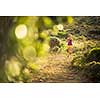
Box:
(32, 53), (89, 83)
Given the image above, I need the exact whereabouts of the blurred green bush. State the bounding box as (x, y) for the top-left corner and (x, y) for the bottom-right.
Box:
(87, 48), (100, 62)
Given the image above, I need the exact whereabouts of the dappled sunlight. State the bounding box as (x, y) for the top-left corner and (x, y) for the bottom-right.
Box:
(38, 54), (68, 75)
(74, 41), (85, 50)
(1, 16), (100, 82)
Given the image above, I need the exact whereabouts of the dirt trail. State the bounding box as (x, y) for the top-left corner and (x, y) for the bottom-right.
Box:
(32, 54), (89, 83)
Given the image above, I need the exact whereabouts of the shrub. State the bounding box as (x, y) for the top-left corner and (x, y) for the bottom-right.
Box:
(49, 36), (61, 49)
(84, 61), (100, 82)
(72, 55), (86, 67)
(87, 48), (100, 62)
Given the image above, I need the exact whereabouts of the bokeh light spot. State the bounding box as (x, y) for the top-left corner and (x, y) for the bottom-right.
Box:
(57, 24), (64, 31)
(23, 46), (36, 61)
(15, 24), (27, 39)
(67, 16), (73, 24)
(5, 57), (21, 80)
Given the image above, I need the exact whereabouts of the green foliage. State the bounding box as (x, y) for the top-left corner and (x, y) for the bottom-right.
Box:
(87, 48), (100, 62)
(67, 16), (74, 24)
(42, 17), (53, 28)
(4, 17), (51, 82)
(52, 25), (59, 35)
(49, 36), (61, 49)
(60, 40), (67, 52)
(4, 57), (22, 82)
(84, 61), (100, 82)
(58, 30), (67, 36)
(72, 55), (86, 67)
(23, 46), (37, 61)
(1, 16), (100, 82)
